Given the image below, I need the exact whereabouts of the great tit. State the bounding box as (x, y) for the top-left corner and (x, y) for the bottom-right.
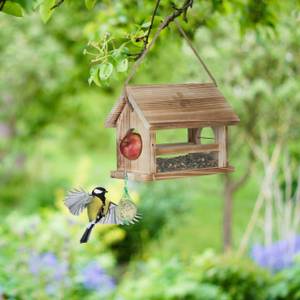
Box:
(64, 186), (140, 243)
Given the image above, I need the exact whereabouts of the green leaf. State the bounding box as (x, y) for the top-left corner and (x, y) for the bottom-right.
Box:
(99, 63), (113, 80)
(89, 65), (101, 87)
(2, 1), (24, 17)
(141, 21), (151, 28)
(39, 0), (55, 23)
(85, 0), (96, 10)
(12, 0), (34, 12)
(130, 29), (146, 47)
(117, 59), (128, 73)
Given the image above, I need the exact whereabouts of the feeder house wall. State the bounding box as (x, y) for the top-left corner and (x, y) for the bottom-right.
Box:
(116, 103), (155, 175)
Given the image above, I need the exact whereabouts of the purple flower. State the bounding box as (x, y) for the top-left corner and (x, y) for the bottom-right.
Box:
(81, 262), (115, 293)
(41, 252), (57, 267)
(45, 284), (57, 295)
(251, 235), (300, 271)
(28, 251), (68, 293)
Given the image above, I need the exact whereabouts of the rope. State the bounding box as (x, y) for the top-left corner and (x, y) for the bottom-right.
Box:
(124, 17), (166, 86)
(174, 19), (217, 86)
(124, 171), (130, 196)
(124, 16), (217, 86)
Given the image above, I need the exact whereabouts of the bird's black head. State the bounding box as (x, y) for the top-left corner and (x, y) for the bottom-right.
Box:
(91, 187), (108, 201)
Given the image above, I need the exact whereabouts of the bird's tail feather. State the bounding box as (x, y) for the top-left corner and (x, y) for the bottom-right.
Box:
(80, 223), (95, 244)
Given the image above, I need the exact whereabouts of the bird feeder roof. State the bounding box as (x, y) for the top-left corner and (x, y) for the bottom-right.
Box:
(105, 83), (240, 129)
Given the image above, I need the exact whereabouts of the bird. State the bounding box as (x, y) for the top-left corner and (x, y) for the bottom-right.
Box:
(64, 186), (141, 243)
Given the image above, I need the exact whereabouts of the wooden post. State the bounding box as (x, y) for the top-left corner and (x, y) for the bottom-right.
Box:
(188, 128), (201, 144)
(214, 126), (228, 167)
(150, 130), (156, 176)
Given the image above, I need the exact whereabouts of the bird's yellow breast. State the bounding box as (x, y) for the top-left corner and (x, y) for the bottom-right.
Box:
(87, 197), (103, 221)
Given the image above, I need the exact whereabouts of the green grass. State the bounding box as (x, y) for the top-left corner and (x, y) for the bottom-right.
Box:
(146, 174), (259, 258)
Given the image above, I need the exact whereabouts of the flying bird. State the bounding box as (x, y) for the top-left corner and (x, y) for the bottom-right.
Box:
(64, 186), (141, 243)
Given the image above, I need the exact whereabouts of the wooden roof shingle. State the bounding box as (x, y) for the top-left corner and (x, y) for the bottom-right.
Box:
(105, 83), (240, 129)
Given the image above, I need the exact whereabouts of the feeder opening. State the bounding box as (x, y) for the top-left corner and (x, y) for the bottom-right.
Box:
(156, 128), (187, 144)
(157, 152), (218, 173)
(200, 127), (215, 144)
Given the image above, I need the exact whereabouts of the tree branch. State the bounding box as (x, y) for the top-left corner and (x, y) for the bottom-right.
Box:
(124, 0), (194, 84)
(0, 0), (7, 11)
(230, 160), (253, 193)
(143, 0), (161, 49)
(51, 0), (64, 10)
(138, 0), (193, 58)
(162, 0), (193, 29)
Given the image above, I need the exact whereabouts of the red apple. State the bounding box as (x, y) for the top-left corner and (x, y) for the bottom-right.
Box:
(120, 129), (142, 160)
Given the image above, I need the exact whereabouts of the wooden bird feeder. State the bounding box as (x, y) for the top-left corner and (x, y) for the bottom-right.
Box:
(105, 20), (239, 181)
(105, 83), (240, 181)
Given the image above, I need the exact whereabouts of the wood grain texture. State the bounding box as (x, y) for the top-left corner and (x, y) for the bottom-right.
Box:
(154, 166), (234, 180)
(115, 103), (154, 174)
(214, 126), (228, 167)
(149, 130), (156, 173)
(105, 94), (126, 128)
(150, 121), (237, 130)
(106, 83), (240, 128)
(116, 103), (131, 171)
(188, 128), (201, 144)
(125, 83), (240, 128)
(155, 143), (219, 155)
(111, 166), (234, 181)
(126, 92), (150, 129)
(129, 110), (152, 173)
(111, 170), (154, 181)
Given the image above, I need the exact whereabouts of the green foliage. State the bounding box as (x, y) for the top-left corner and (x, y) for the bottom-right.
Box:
(39, 0), (55, 23)
(83, 27), (148, 84)
(112, 180), (192, 263)
(200, 255), (270, 300)
(1, 2), (300, 300)
(0, 202), (123, 299)
(85, 0), (96, 10)
(2, 1), (24, 16)
(268, 258), (300, 300)
(116, 251), (271, 300)
(2, 0), (295, 83)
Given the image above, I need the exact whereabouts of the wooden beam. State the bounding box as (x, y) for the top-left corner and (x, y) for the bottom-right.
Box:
(150, 121), (239, 130)
(154, 166), (234, 180)
(111, 166), (235, 182)
(155, 143), (219, 156)
(214, 126), (228, 167)
(188, 128), (201, 144)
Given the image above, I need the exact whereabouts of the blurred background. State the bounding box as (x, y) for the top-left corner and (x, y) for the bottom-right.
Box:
(1, 1), (300, 299)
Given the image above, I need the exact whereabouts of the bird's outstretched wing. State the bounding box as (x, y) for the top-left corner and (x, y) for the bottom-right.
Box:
(98, 201), (141, 225)
(64, 188), (92, 216)
(98, 202), (123, 225)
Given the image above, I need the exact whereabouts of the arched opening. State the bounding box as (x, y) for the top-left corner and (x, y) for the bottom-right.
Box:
(199, 127), (215, 144)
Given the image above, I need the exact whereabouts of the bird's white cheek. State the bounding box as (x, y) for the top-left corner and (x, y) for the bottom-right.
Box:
(94, 188), (103, 195)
